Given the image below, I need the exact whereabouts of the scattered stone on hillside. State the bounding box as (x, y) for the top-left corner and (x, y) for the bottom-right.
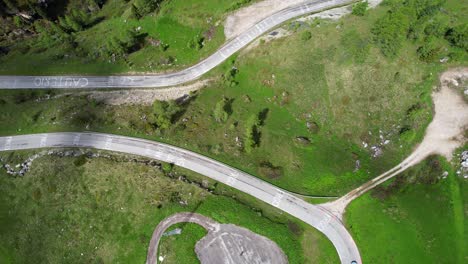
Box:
(201, 180), (210, 188)
(163, 228), (182, 237)
(203, 26), (216, 41)
(440, 57), (449, 63)
(456, 151), (468, 179)
(147, 38), (161, 47)
(1, 153), (41, 176)
(441, 171), (448, 179)
(371, 145), (383, 158)
(306, 121), (320, 134)
(295, 136), (311, 145)
(354, 160), (361, 172)
(461, 151), (468, 168)
(235, 136), (243, 147)
(243, 94), (252, 103)
(1, 149), (162, 177)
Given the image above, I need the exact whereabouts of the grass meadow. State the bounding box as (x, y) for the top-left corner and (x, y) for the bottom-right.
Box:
(346, 155), (466, 263)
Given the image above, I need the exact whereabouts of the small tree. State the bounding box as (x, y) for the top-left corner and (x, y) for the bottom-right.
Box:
(417, 37), (441, 62)
(371, 9), (410, 57)
(102, 30), (139, 57)
(65, 15), (83, 32)
(223, 67), (238, 86)
(187, 35), (204, 50)
(244, 114), (260, 153)
(152, 100), (182, 130)
(2, 0), (18, 12)
(301, 31), (312, 41)
(130, 4), (141, 19)
(134, 0), (164, 16)
(445, 24), (468, 51)
(352, 1), (368, 16)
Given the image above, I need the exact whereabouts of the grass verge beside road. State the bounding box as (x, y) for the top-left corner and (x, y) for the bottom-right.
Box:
(0, 0), (249, 75)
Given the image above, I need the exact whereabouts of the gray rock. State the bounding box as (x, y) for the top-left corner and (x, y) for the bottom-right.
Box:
(295, 136), (311, 145)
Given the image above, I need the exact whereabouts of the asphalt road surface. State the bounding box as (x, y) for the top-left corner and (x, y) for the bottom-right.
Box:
(0, 0), (355, 89)
(0, 132), (361, 264)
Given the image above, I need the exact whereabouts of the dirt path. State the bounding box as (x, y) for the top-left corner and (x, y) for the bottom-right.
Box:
(320, 68), (468, 219)
(224, 0), (306, 40)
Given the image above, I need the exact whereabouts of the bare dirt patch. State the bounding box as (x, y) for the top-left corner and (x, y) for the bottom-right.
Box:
(416, 68), (468, 161)
(298, 0), (382, 22)
(224, 0), (305, 40)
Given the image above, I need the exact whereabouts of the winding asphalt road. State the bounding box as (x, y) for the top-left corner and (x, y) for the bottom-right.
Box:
(0, 132), (361, 263)
(0, 0), (356, 89)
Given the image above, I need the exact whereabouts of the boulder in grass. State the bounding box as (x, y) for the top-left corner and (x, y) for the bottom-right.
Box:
(295, 136), (311, 145)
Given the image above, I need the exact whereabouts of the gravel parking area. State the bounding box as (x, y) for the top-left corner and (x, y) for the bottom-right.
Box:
(147, 212), (288, 264)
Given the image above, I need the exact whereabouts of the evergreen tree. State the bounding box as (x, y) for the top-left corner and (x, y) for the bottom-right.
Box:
(2, 0), (18, 13)
(244, 114), (260, 153)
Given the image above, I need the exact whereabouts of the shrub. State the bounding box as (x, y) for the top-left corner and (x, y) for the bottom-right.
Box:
(372, 0), (445, 57)
(34, 19), (69, 45)
(187, 35), (204, 50)
(371, 9), (410, 57)
(352, 1), (368, 16)
(223, 67), (239, 86)
(423, 20), (447, 38)
(14, 90), (39, 104)
(258, 161), (283, 179)
(58, 10), (93, 33)
(13, 16), (23, 27)
(152, 100), (182, 130)
(102, 30), (139, 57)
(134, 0), (164, 16)
(161, 162), (173, 173)
(213, 97), (230, 123)
(445, 24), (468, 51)
(74, 155), (88, 167)
(301, 31), (312, 41)
(417, 37), (441, 62)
